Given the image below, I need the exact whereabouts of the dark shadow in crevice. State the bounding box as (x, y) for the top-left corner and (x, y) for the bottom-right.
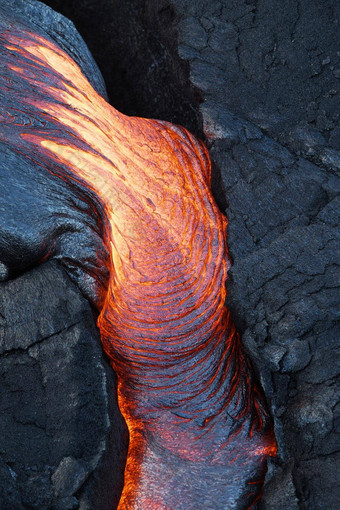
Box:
(211, 159), (229, 215)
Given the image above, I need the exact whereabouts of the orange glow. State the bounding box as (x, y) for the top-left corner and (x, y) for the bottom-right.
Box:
(0, 25), (276, 509)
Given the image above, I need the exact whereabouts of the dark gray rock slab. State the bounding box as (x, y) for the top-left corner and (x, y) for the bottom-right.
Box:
(0, 2), (127, 508)
(0, 261), (127, 510)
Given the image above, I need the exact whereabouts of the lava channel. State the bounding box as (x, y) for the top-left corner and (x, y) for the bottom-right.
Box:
(0, 15), (276, 510)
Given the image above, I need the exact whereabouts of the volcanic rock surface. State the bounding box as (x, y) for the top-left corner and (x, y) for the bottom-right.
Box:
(1, 0), (339, 509)
(0, 261), (127, 510)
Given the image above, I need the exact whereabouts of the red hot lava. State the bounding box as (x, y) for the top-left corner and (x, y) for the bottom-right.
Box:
(0, 19), (276, 510)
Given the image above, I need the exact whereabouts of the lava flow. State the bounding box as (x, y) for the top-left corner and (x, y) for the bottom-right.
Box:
(0, 15), (276, 510)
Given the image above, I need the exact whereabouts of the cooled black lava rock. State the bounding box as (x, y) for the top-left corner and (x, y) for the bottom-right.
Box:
(0, 261), (127, 510)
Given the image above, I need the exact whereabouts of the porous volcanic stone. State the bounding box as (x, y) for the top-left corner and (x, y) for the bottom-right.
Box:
(171, 2), (340, 508)
(0, 261), (127, 510)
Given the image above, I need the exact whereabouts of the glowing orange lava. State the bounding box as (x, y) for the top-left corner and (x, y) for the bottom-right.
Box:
(0, 23), (276, 509)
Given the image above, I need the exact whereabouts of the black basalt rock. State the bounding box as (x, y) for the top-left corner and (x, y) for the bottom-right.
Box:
(0, 261), (127, 510)
(165, 2), (340, 508)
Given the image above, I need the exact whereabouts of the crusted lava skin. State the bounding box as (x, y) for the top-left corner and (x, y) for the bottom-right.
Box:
(0, 12), (276, 510)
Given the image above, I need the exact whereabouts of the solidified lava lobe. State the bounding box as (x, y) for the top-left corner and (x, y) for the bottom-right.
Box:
(0, 18), (276, 509)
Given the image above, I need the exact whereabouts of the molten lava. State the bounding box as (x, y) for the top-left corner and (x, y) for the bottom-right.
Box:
(0, 17), (276, 509)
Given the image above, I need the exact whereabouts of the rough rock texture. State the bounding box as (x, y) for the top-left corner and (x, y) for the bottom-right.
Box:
(40, 1), (339, 508)
(0, 261), (127, 510)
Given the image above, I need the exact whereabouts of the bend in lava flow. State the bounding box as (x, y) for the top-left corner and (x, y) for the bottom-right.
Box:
(0, 17), (276, 509)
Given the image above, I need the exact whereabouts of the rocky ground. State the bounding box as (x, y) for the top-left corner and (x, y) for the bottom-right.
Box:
(0, 262), (127, 510)
(1, 0), (339, 509)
